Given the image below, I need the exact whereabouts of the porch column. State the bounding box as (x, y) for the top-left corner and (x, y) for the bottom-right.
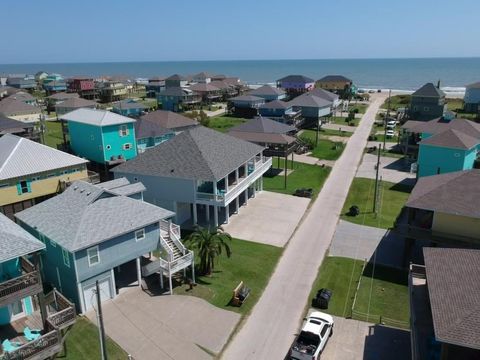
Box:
(192, 203), (198, 225)
(260, 177), (264, 191)
(77, 282), (86, 314)
(214, 205), (219, 227)
(111, 268), (117, 297)
(136, 257), (142, 287)
(225, 176), (229, 192)
(160, 273), (164, 289)
(244, 163), (248, 177)
(235, 196), (239, 214)
(225, 206), (230, 224)
(244, 189), (249, 205)
(213, 180), (218, 197)
(235, 168), (239, 183)
(253, 183), (256, 198)
(191, 258), (196, 284)
(168, 263), (173, 295)
(206, 204), (210, 221)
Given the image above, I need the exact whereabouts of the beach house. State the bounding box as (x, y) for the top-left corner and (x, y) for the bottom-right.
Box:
(15, 179), (192, 313)
(8, 92), (36, 106)
(0, 214), (76, 359)
(248, 85), (286, 102)
(192, 71), (214, 84)
(309, 88), (341, 108)
(0, 114), (39, 141)
(0, 97), (41, 123)
(67, 77), (97, 100)
(157, 87), (201, 112)
(6, 76), (36, 90)
(315, 75), (356, 98)
(188, 83), (222, 104)
(289, 92), (333, 125)
(0, 134), (90, 219)
(112, 99), (146, 117)
(409, 248), (480, 360)
(61, 108), (137, 167)
(409, 83), (446, 121)
(228, 95), (265, 118)
(139, 110), (198, 133)
(135, 117), (175, 153)
(98, 81), (128, 103)
(258, 100), (302, 125)
(276, 75), (315, 96)
(463, 81), (480, 113)
(55, 97), (97, 116)
(42, 74), (67, 94)
(164, 74), (189, 88)
(112, 126), (272, 228)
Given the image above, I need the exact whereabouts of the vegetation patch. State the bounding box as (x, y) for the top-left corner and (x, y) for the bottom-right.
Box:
(207, 115), (246, 133)
(380, 95), (411, 111)
(300, 130), (346, 160)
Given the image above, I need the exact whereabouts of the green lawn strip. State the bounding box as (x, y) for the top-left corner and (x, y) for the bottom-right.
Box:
(353, 263), (409, 328)
(174, 238), (282, 315)
(348, 103), (368, 114)
(372, 133), (399, 143)
(329, 116), (357, 127)
(263, 158), (331, 199)
(299, 130), (346, 160)
(207, 116), (246, 133)
(57, 317), (128, 359)
(445, 98), (463, 111)
(380, 95), (411, 111)
(341, 178), (412, 229)
(308, 256), (364, 318)
(43, 121), (65, 149)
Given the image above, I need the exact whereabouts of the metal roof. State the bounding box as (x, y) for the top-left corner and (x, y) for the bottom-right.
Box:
(15, 179), (173, 252)
(0, 134), (88, 181)
(60, 108), (135, 126)
(0, 213), (45, 263)
(112, 126), (265, 181)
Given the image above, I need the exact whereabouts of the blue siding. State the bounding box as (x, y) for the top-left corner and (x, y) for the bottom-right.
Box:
(417, 145), (476, 177)
(102, 123), (137, 162)
(68, 121), (105, 163)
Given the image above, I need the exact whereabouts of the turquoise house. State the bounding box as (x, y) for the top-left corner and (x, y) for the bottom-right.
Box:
(134, 117), (175, 153)
(112, 99), (146, 117)
(16, 179), (193, 313)
(42, 73), (67, 93)
(417, 129), (480, 177)
(0, 214), (44, 326)
(61, 108), (137, 166)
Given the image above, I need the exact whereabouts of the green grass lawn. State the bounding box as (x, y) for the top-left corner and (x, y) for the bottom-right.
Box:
(299, 130), (346, 160)
(446, 98), (463, 111)
(353, 263), (410, 328)
(372, 133), (399, 143)
(341, 178), (412, 229)
(308, 257), (409, 328)
(174, 239), (282, 315)
(348, 103), (368, 114)
(380, 94), (411, 111)
(43, 121), (65, 149)
(208, 115), (246, 133)
(263, 158), (331, 199)
(57, 317), (127, 359)
(329, 116), (357, 127)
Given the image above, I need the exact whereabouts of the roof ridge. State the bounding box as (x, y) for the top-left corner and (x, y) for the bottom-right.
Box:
(0, 135), (22, 174)
(188, 128), (219, 180)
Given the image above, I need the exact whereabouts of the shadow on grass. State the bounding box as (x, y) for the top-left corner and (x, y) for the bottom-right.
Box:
(362, 262), (408, 286)
(388, 181), (414, 193)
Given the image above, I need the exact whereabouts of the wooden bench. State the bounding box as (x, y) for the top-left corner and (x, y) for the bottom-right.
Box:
(232, 281), (250, 307)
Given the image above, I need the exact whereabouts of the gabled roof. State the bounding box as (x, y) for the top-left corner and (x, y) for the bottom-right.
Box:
(0, 97), (41, 115)
(0, 134), (88, 181)
(424, 247), (480, 350)
(0, 214), (45, 263)
(47, 92), (80, 100)
(317, 75), (352, 83)
(134, 117), (173, 139)
(229, 95), (264, 102)
(309, 88), (340, 102)
(60, 108), (135, 126)
(406, 169), (480, 218)
(188, 83), (220, 92)
(0, 115), (34, 134)
(10, 92), (36, 102)
(466, 81), (480, 89)
(249, 85), (285, 97)
(259, 100), (290, 110)
(166, 74), (187, 81)
(412, 83), (445, 98)
(289, 93), (332, 108)
(55, 97), (97, 109)
(277, 75), (315, 83)
(112, 126), (265, 181)
(229, 116), (295, 135)
(16, 180), (174, 252)
(419, 128), (480, 150)
(140, 110), (198, 129)
(112, 99), (146, 110)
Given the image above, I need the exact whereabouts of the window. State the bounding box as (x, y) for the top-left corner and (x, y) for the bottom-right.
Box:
(119, 125), (129, 137)
(135, 229), (145, 241)
(62, 249), (70, 267)
(106, 145), (111, 150)
(123, 143), (132, 150)
(18, 180), (30, 194)
(90, 135), (95, 141)
(87, 246), (100, 266)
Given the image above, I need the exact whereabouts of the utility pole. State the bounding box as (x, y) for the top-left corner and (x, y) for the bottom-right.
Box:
(315, 117), (320, 147)
(373, 143), (382, 214)
(95, 281), (108, 360)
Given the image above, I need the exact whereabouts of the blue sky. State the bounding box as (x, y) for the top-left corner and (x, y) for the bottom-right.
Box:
(2, 0), (480, 63)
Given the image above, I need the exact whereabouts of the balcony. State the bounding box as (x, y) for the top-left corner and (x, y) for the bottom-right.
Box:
(0, 289), (75, 360)
(196, 157), (272, 206)
(395, 224), (480, 246)
(0, 258), (42, 309)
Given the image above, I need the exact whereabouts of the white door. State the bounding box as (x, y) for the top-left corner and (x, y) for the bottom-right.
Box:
(83, 279), (112, 312)
(9, 299), (26, 321)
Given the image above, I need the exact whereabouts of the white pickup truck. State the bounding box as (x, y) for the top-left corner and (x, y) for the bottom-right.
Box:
(289, 312), (334, 360)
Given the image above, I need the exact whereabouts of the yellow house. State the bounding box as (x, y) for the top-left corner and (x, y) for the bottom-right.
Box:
(0, 134), (89, 219)
(315, 75), (353, 95)
(402, 169), (480, 249)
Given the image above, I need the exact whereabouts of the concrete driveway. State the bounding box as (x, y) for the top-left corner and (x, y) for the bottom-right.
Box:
(86, 288), (240, 360)
(223, 191), (310, 247)
(356, 153), (416, 184)
(322, 316), (411, 360)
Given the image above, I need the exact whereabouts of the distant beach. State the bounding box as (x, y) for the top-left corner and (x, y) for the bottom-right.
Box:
(1, 57), (479, 96)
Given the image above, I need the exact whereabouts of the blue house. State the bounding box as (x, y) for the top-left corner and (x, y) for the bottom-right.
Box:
(16, 179), (194, 313)
(42, 74), (67, 94)
(258, 100), (302, 125)
(464, 81), (480, 113)
(6, 76), (36, 90)
(112, 99), (146, 117)
(61, 108), (138, 166)
(248, 85), (286, 102)
(0, 214), (76, 358)
(135, 117), (175, 153)
(157, 87), (201, 112)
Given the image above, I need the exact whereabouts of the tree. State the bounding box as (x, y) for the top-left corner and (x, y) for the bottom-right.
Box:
(185, 227), (232, 275)
(199, 110), (210, 127)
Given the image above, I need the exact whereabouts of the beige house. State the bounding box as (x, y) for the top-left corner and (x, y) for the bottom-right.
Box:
(0, 97), (41, 123)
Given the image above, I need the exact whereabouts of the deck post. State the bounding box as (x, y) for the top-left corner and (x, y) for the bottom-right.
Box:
(225, 206), (229, 224)
(206, 205), (210, 221)
(168, 263), (173, 295)
(244, 189), (248, 205)
(260, 177), (263, 191)
(192, 203), (198, 225)
(214, 205), (219, 227)
(192, 258), (196, 284)
(136, 257), (142, 287)
(235, 196), (239, 213)
(160, 272), (164, 289)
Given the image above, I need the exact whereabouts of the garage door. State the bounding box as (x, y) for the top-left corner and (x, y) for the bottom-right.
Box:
(83, 278), (112, 312)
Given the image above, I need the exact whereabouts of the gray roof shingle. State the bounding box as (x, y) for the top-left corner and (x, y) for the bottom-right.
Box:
(0, 97), (41, 115)
(0, 214), (45, 263)
(309, 88), (340, 102)
(419, 128), (480, 149)
(139, 110), (198, 130)
(0, 115), (34, 134)
(112, 126), (265, 181)
(289, 93), (333, 108)
(259, 100), (290, 110)
(316, 75), (352, 83)
(412, 83), (445, 98)
(229, 117), (295, 134)
(15, 180), (173, 252)
(249, 85), (285, 97)
(424, 247), (480, 350)
(277, 75), (315, 83)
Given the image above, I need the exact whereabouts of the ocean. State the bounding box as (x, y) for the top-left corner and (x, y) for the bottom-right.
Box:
(1, 58), (479, 94)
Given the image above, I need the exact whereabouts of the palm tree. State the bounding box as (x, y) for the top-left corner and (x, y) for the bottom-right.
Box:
(185, 226), (232, 275)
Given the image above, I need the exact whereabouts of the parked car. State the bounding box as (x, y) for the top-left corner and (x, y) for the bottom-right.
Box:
(387, 120), (397, 128)
(294, 188), (313, 198)
(386, 129), (395, 138)
(289, 312), (334, 360)
(312, 288), (333, 309)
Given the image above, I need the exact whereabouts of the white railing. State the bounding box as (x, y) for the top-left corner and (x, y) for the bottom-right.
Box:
(141, 252), (193, 277)
(196, 192), (224, 202)
(169, 222), (186, 255)
(159, 233), (174, 262)
(169, 252), (194, 274)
